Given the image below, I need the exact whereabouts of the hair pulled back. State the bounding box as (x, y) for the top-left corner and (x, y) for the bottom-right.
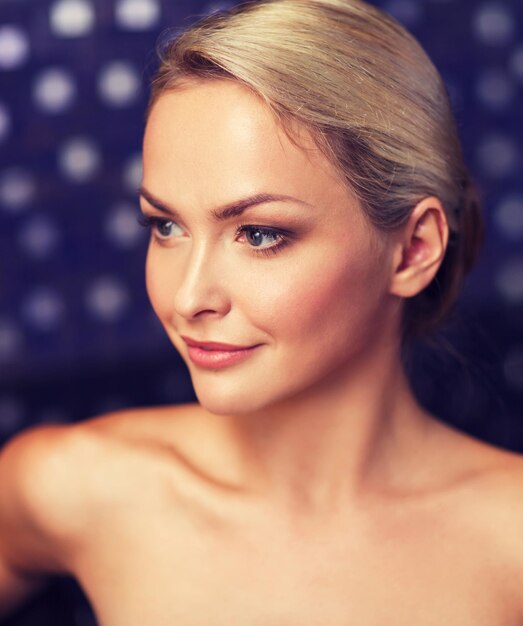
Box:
(148, 0), (484, 341)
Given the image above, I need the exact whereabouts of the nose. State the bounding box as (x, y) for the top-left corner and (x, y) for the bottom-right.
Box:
(172, 241), (231, 320)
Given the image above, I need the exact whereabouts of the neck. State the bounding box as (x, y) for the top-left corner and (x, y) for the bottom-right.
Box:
(205, 335), (434, 517)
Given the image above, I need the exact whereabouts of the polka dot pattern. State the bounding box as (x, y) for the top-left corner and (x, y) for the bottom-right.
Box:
(473, 2), (516, 46)
(115, 0), (161, 30)
(17, 214), (61, 259)
(0, 25), (30, 69)
(33, 67), (77, 113)
(49, 0), (95, 37)
(97, 61), (142, 107)
(0, 168), (35, 212)
(58, 137), (101, 181)
(21, 288), (66, 331)
(85, 276), (130, 322)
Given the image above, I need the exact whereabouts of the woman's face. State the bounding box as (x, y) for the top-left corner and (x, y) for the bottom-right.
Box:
(142, 79), (397, 416)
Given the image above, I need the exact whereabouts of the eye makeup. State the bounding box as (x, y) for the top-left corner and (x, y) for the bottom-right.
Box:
(137, 214), (294, 257)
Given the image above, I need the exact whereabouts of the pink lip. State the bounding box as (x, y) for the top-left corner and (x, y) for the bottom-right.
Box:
(185, 344), (261, 369)
(180, 335), (262, 369)
(181, 335), (256, 351)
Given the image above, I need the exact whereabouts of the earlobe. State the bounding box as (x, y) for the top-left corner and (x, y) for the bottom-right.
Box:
(389, 196), (449, 299)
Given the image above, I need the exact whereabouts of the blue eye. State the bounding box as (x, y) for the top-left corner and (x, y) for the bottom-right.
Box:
(137, 214), (292, 257)
(137, 215), (183, 239)
(236, 224), (290, 257)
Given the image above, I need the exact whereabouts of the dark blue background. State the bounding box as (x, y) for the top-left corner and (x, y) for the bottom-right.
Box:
(0, 0), (522, 623)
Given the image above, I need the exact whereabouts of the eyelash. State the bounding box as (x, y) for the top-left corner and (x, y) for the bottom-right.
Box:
(137, 215), (291, 257)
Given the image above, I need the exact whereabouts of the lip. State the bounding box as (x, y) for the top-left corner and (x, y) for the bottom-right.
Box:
(181, 335), (257, 351)
(180, 336), (261, 369)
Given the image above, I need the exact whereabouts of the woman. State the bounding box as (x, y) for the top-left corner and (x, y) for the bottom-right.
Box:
(1, 0), (523, 623)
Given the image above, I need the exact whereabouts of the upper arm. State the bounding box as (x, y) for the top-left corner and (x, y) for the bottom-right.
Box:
(0, 424), (86, 615)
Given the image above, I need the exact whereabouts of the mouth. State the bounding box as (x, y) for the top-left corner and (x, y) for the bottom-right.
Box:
(182, 339), (262, 369)
(180, 335), (258, 351)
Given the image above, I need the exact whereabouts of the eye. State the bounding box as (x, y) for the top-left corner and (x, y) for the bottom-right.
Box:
(236, 224), (292, 257)
(137, 214), (293, 257)
(137, 215), (184, 240)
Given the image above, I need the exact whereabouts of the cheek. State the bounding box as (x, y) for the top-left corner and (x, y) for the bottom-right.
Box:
(144, 237), (387, 351)
(257, 247), (386, 348)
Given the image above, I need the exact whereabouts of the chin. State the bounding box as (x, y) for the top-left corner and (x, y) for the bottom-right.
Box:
(189, 363), (323, 418)
(190, 375), (269, 416)
(189, 360), (284, 415)
(194, 390), (264, 417)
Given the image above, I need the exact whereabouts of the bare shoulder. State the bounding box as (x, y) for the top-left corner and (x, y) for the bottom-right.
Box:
(430, 419), (523, 555)
(471, 444), (523, 610)
(0, 404), (198, 581)
(407, 419), (523, 615)
(476, 444), (523, 528)
(0, 423), (88, 531)
(0, 422), (94, 574)
(418, 417), (523, 541)
(81, 401), (200, 446)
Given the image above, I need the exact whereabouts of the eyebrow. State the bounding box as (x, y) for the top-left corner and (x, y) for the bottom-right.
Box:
(139, 186), (312, 222)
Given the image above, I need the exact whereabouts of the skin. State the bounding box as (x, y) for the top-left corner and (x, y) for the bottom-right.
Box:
(140, 79), (452, 509)
(1, 78), (523, 625)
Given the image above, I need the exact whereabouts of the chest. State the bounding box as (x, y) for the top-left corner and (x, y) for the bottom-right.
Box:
(72, 498), (517, 626)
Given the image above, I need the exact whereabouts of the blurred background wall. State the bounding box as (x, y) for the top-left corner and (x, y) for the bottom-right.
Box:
(0, 0), (522, 623)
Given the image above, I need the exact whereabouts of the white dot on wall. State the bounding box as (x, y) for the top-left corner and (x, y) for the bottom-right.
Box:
(476, 69), (514, 110)
(0, 397), (25, 437)
(58, 137), (100, 182)
(0, 319), (24, 361)
(22, 288), (65, 331)
(0, 168), (35, 212)
(105, 202), (145, 248)
(383, 0), (422, 26)
(0, 102), (11, 142)
(493, 194), (523, 239)
(98, 61), (141, 107)
(495, 258), (523, 303)
(473, 3), (515, 46)
(85, 277), (130, 321)
(33, 68), (76, 113)
(18, 215), (60, 259)
(122, 152), (142, 192)
(50, 0), (95, 37)
(476, 134), (519, 178)
(503, 345), (523, 392)
(0, 25), (30, 70)
(115, 0), (160, 30)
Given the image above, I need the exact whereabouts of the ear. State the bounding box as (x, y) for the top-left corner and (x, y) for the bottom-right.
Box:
(389, 196), (449, 298)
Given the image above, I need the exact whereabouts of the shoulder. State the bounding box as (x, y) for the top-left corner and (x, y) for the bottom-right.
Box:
(470, 446), (523, 526)
(445, 433), (523, 580)
(475, 446), (523, 530)
(438, 423), (523, 518)
(0, 404), (197, 573)
(420, 423), (523, 616)
(0, 423), (86, 531)
(474, 450), (523, 616)
(0, 422), (90, 574)
(424, 419), (523, 554)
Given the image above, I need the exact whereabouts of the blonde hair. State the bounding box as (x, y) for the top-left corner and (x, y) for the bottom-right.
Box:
(148, 0), (484, 340)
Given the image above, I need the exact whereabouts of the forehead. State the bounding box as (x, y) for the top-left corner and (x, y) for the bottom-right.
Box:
(142, 79), (362, 223)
